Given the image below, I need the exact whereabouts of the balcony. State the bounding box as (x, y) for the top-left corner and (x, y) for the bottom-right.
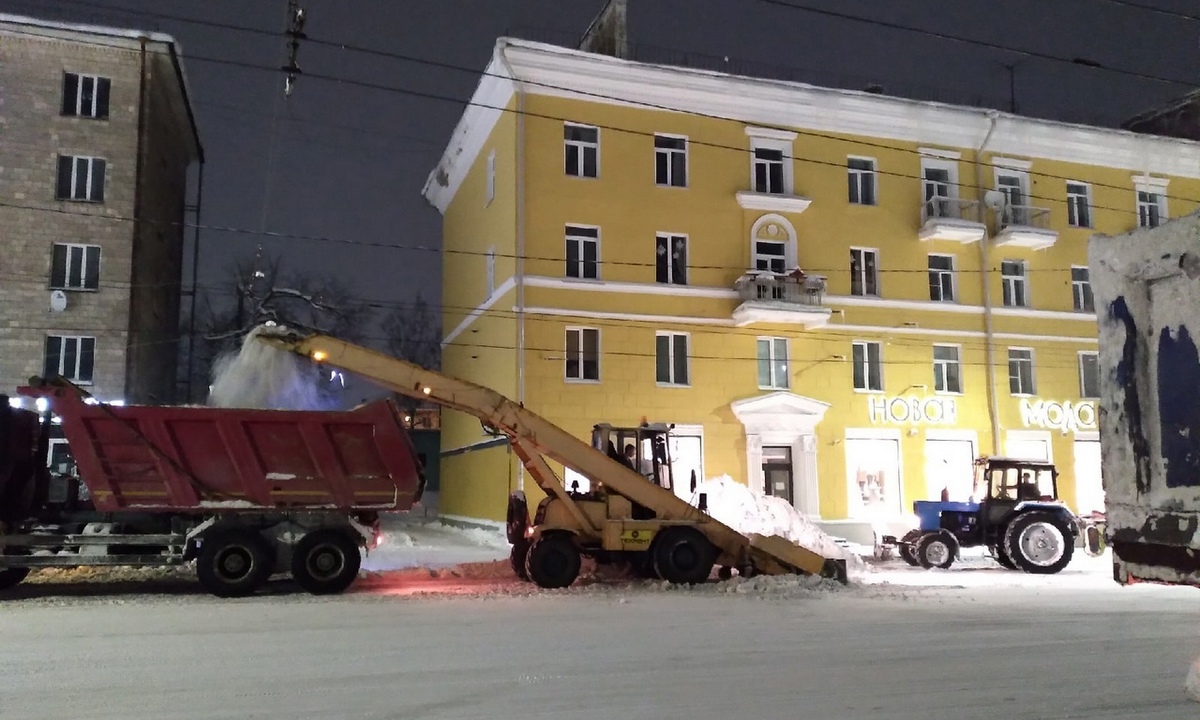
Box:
(919, 198), (986, 243)
(732, 270), (832, 328)
(993, 205), (1058, 250)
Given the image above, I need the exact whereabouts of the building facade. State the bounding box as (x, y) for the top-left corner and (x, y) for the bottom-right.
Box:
(423, 39), (1200, 541)
(0, 15), (202, 407)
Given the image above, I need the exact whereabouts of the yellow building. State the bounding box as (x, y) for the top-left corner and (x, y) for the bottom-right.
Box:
(421, 38), (1200, 543)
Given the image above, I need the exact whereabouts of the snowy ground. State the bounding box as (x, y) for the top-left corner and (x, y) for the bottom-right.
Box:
(2, 518), (1199, 718)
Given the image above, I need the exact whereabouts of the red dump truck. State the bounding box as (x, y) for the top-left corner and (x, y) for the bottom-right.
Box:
(0, 379), (426, 597)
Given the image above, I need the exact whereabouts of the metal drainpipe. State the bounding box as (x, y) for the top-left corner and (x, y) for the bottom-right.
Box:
(975, 111), (1001, 454)
(186, 160), (205, 403)
(499, 43), (527, 492)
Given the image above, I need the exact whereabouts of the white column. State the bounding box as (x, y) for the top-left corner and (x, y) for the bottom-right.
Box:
(795, 433), (821, 519)
(746, 434), (765, 494)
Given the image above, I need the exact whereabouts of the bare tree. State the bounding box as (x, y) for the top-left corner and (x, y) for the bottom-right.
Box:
(381, 291), (440, 370)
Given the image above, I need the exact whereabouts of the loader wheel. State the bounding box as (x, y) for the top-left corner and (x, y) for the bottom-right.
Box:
(525, 532), (581, 589)
(292, 529), (362, 595)
(506, 492), (529, 545)
(898, 530), (922, 567)
(510, 540), (531, 581)
(652, 527), (715, 585)
(1004, 512), (1074, 575)
(196, 529), (274, 598)
(0, 567), (30, 592)
(916, 533), (956, 570)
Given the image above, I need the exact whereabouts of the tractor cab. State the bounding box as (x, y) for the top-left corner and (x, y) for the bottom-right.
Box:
(591, 422), (675, 492)
(976, 456), (1059, 505)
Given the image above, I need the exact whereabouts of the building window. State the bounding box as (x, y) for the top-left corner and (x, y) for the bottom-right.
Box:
(565, 328), (599, 382)
(44, 335), (96, 384)
(50, 243), (101, 291)
(752, 145), (786, 194)
(1137, 189), (1165, 228)
(850, 248), (879, 297)
(486, 150), (496, 205)
(655, 332), (689, 386)
(754, 239), (786, 273)
(928, 254), (955, 302)
(1079, 352), (1100, 399)
(847, 157), (876, 205)
(56, 155), (106, 202)
(1067, 182), (1091, 228)
(655, 234), (687, 285)
(1008, 348), (1036, 396)
(933, 345), (962, 394)
(852, 341), (883, 392)
(61, 73), (110, 119)
(565, 225), (599, 280)
(757, 337), (789, 390)
(485, 247), (496, 296)
(1072, 266), (1094, 313)
(1001, 260), (1027, 307)
(564, 123), (598, 178)
(654, 134), (687, 187)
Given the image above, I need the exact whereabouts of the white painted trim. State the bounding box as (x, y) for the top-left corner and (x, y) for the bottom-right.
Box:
(829, 323), (1098, 344)
(918, 147), (962, 160)
(523, 275), (736, 299)
(1132, 174), (1170, 189)
(990, 307), (1095, 321)
(735, 190), (812, 214)
(441, 276), (516, 347)
(1075, 431), (1100, 443)
(920, 156), (960, 200)
(750, 213), (798, 269)
(745, 125), (798, 141)
(992, 156), (1033, 171)
(520, 305), (735, 327)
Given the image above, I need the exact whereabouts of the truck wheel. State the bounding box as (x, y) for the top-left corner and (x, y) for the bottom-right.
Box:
(506, 492), (528, 544)
(510, 540), (531, 581)
(0, 568), (30, 592)
(1004, 512), (1074, 575)
(898, 530), (922, 566)
(652, 526), (715, 585)
(196, 529), (274, 598)
(524, 532), (581, 589)
(991, 545), (1018, 570)
(916, 533), (956, 570)
(292, 529), (362, 595)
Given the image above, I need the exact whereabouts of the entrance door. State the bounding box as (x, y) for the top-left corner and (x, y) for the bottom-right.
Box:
(762, 446), (793, 504)
(670, 433), (704, 501)
(925, 439), (975, 501)
(1073, 439), (1104, 515)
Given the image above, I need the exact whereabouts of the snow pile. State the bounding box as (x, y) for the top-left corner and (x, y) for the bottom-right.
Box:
(688, 475), (868, 575)
(428, 522), (510, 549)
(208, 325), (328, 410)
(1188, 655), (1200, 702)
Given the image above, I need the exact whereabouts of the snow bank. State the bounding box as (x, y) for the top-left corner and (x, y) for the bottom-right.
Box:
(1188, 656), (1200, 702)
(208, 325), (329, 410)
(688, 475), (868, 576)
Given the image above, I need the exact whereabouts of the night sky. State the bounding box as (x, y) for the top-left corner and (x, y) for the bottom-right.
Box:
(2, 0), (1197, 398)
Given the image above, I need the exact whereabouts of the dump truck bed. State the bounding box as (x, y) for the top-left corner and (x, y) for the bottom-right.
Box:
(17, 384), (425, 514)
(1090, 211), (1200, 586)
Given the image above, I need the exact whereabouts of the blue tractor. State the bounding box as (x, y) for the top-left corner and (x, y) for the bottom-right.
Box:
(881, 456), (1081, 574)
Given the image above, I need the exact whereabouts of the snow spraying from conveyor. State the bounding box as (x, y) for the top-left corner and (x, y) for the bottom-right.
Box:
(208, 325), (329, 410)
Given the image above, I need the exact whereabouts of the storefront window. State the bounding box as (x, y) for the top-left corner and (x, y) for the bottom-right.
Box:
(845, 437), (902, 518)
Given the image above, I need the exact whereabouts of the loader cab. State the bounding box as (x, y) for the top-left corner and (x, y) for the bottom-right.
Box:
(591, 423), (675, 492)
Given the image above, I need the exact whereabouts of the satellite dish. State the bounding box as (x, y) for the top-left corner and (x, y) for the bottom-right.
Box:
(49, 290), (68, 313)
(984, 190), (1007, 211)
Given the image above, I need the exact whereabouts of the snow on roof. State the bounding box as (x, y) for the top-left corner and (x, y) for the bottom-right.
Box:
(0, 12), (178, 45)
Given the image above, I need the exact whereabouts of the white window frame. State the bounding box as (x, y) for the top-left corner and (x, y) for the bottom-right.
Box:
(1008, 347), (1036, 397)
(849, 247), (880, 297)
(653, 133), (688, 188)
(655, 331), (690, 387)
(485, 149), (496, 205)
(62, 72), (109, 119)
(852, 340), (884, 393)
(1134, 175), (1169, 229)
(1078, 351), (1100, 399)
(1001, 260), (1028, 308)
(564, 224), (600, 280)
(57, 155), (106, 202)
(932, 344), (963, 395)
(45, 334), (96, 385)
(655, 233), (688, 285)
(564, 122), (599, 179)
(565, 327), (600, 383)
(50, 242), (101, 291)
(1071, 265), (1093, 313)
(994, 167), (1030, 207)
(746, 127), (795, 195)
(920, 157), (959, 201)
(756, 337), (789, 390)
(485, 247), (496, 297)
(928, 253), (955, 303)
(847, 156), (877, 206)
(1066, 181), (1092, 228)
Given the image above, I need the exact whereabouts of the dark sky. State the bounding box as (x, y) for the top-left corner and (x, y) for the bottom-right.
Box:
(3, 0), (1197, 383)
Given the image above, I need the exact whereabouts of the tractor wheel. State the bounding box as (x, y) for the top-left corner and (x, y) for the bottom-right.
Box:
(652, 526), (715, 585)
(196, 528), (274, 598)
(510, 540), (531, 581)
(898, 530), (922, 566)
(1004, 512), (1074, 575)
(916, 533), (956, 570)
(291, 529), (362, 595)
(991, 545), (1018, 570)
(525, 532), (581, 589)
(505, 492), (529, 544)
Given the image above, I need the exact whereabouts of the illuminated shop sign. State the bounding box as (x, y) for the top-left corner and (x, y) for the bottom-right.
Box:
(1019, 399), (1096, 433)
(868, 396), (958, 425)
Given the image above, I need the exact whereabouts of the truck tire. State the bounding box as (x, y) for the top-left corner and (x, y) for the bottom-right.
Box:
(196, 529), (274, 598)
(524, 532), (580, 589)
(991, 545), (1018, 570)
(652, 526), (715, 585)
(506, 492), (529, 545)
(291, 529), (362, 595)
(1004, 512), (1074, 575)
(916, 532), (956, 570)
(898, 529), (922, 566)
(0, 567), (30, 592)
(510, 540), (531, 581)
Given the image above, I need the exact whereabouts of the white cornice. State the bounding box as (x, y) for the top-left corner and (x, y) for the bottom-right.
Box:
(745, 126), (798, 141)
(1132, 174), (1170, 189)
(993, 157), (1034, 171)
(918, 147), (963, 160)
(518, 306), (735, 326)
(442, 276), (517, 347)
(524, 275), (736, 299)
(735, 191), (813, 214)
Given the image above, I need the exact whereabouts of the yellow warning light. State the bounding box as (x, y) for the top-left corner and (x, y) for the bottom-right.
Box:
(312, 350), (328, 362)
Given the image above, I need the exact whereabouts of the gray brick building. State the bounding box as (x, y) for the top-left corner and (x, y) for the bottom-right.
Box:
(0, 14), (202, 406)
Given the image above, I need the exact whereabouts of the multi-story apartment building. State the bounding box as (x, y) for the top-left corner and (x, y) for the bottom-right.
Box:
(0, 15), (202, 407)
(423, 38), (1200, 541)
